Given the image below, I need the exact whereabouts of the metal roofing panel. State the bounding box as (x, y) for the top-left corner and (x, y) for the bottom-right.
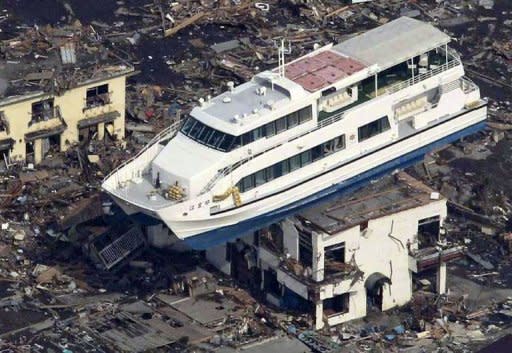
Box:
(313, 65), (347, 84)
(293, 73), (328, 92)
(284, 50), (366, 92)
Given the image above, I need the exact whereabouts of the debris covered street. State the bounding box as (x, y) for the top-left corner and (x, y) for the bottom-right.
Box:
(0, 0), (511, 352)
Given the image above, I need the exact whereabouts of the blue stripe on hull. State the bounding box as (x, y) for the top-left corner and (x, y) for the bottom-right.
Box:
(183, 120), (486, 250)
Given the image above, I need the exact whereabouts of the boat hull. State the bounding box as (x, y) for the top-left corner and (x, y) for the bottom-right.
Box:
(110, 104), (486, 250)
(170, 106), (486, 249)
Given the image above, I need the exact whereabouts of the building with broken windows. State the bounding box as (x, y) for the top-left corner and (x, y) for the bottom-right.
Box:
(205, 173), (465, 330)
(0, 25), (134, 165)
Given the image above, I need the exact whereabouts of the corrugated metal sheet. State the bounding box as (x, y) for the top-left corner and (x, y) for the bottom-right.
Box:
(60, 42), (77, 64)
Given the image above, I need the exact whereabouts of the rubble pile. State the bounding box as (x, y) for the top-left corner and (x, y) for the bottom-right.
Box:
(1, 22), (131, 98)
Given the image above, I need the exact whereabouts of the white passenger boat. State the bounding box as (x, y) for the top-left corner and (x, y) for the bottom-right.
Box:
(102, 17), (487, 249)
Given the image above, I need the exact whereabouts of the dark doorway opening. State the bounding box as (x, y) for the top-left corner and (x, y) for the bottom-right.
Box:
(25, 142), (35, 164)
(365, 273), (391, 312)
(418, 215), (441, 247)
(79, 125), (98, 142)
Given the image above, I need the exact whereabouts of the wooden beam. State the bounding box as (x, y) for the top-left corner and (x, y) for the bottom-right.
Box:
(164, 12), (205, 38)
(324, 6), (349, 19)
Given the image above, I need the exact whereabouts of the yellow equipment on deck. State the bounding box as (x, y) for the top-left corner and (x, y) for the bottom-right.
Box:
(165, 184), (185, 201)
(213, 186), (242, 207)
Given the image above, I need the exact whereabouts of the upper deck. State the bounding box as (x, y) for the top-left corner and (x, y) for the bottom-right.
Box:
(191, 17), (454, 136)
(332, 16), (451, 72)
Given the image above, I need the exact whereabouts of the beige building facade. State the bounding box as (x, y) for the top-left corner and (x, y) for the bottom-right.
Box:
(0, 70), (132, 165)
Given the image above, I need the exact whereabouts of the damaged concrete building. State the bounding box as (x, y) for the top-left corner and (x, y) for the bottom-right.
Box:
(206, 173), (465, 329)
(0, 25), (134, 165)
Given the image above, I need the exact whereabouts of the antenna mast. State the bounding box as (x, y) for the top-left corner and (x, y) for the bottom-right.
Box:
(278, 38), (285, 78)
(275, 38), (291, 79)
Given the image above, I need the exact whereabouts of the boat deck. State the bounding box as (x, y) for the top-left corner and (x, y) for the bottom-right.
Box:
(110, 173), (176, 210)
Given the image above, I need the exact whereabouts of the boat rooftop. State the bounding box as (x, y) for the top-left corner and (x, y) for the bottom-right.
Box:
(192, 16), (452, 133)
(298, 172), (444, 235)
(332, 16), (451, 72)
(284, 50), (367, 92)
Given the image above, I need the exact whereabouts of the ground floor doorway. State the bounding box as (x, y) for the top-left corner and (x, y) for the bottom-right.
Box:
(365, 273), (391, 312)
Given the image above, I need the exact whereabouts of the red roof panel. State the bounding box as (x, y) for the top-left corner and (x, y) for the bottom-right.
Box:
(284, 50), (367, 92)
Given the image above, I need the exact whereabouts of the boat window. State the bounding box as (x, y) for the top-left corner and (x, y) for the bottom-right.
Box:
(289, 155), (301, 172)
(188, 119), (204, 137)
(275, 117), (287, 133)
(300, 150), (312, 166)
(273, 163), (282, 178)
(299, 106), (313, 123)
(334, 135), (345, 150)
(207, 130), (224, 147)
(287, 111), (299, 128)
(253, 126), (264, 140)
(243, 175), (255, 191)
(232, 136), (242, 149)
(265, 122), (276, 137)
(237, 133), (346, 193)
(181, 106), (313, 152)
(180, 118), (196, 135)
(266, 166), (275, 181)
(218, 134), (235, 151)
(282, 159), (290, 175)
(312, 145), (323, 161)
(323, 140), (335, 155)
(198, 125), (212, 141)
(180, 117), (238, 152)
(242, 131), (254, 145)
(255, 170), (266, 186)
(358, 116), (391, 142)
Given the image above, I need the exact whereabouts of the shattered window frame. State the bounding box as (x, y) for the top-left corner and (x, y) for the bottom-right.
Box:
(85, 84), (111, 109)
(30, 98), (56, 126)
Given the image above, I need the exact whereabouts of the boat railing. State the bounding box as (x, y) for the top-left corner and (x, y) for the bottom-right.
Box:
(199, 154), (255, 195)
(103, 120), (182, 183)
(317, 110), (346, 129)
(386, 59), (461, 95)
(461, 76), (479, 94)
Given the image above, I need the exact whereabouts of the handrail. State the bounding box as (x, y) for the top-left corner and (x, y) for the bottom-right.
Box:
(386, 59), (460, 95)
(461, 76), (478, 94)
(103, 120), (182, 181)
(317, 110), (346, 129)
(199, 154), (253, 195)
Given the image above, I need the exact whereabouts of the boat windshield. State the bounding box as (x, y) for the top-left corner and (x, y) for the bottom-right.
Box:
(180, 117), (238, 152)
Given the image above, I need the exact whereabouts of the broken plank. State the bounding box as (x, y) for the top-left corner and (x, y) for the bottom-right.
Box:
(164, 12), (205, 38)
